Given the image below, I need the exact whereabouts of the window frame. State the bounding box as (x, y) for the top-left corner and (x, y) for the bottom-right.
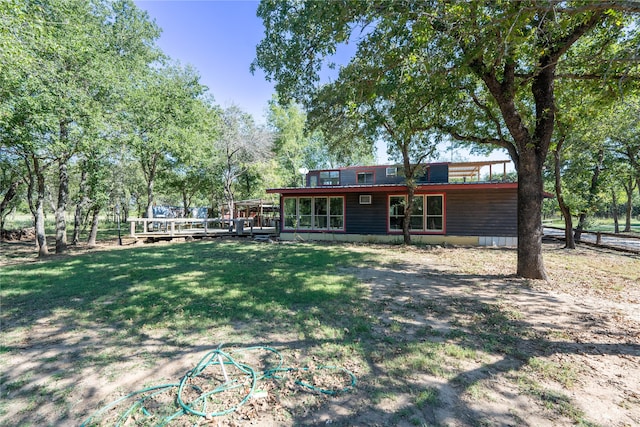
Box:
(282, 196), (345, 232)
(387, 193), (445, 234)
(359, 194), (372, 205)
(356, 171), (374, 184)
(319, 170), (340, 186)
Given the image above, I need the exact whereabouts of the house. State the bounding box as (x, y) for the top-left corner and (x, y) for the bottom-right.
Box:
(266, 160), (518, 246)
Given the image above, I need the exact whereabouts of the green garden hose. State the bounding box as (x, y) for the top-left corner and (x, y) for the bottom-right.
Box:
(80, 344), (356, 426)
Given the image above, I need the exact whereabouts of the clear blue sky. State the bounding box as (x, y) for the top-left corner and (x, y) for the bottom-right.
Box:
(135, 0), (274, 124)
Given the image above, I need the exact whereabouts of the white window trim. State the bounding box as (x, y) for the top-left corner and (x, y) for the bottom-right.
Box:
(359, 195), (372, 205)
(282, 196), (345, 231)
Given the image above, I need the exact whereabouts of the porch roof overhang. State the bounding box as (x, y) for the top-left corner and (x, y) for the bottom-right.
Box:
(448, 160), (511, 180)
(266, 181), (518, 195)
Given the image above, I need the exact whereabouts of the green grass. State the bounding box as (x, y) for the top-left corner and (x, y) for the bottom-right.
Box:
(1, 239), (624, 427)
(1, 241), (371, 337)
(544, 216), (640, 233)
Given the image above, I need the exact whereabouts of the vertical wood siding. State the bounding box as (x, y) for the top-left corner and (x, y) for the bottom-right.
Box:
(445, 189), (517, 236)
(341, 187), (517, 237)
(345, 193), (388, 234)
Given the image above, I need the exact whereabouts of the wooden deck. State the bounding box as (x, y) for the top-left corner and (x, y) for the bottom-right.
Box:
(127, 218), (278, 241)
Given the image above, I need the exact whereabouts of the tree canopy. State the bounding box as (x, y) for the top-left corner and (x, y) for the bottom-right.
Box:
(253, 0), (640, 279)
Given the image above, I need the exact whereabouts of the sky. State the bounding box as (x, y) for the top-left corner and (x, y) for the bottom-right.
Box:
(135, 0), (275, 124)
(133, 1), (512, 168)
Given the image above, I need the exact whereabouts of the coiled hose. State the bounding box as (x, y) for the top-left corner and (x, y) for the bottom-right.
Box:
(80, 344), (356, 426)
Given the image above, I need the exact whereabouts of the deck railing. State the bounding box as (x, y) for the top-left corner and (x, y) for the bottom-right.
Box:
(127, 217), (254, 238)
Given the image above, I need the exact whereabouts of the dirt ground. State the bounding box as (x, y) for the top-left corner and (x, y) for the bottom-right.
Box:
(341, 244), (640, 427)
(1, 238), (639, 426)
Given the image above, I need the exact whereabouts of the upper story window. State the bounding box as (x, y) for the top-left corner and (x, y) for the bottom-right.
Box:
(319, 170), (340, 186)
(386, 167), (397, 177)
(357, 172), (374, 184)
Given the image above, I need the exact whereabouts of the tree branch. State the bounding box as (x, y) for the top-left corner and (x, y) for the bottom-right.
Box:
(469, 90), (504, 141)
(440, 125), (519, 170)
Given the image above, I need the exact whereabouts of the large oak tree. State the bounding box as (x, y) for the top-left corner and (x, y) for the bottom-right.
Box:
(253, 0), (640, 279)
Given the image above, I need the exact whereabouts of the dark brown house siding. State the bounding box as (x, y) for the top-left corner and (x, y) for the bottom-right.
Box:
(271, 182), (518, 238)
(445, 188), (517, 236)
(344, 193), (388, 234)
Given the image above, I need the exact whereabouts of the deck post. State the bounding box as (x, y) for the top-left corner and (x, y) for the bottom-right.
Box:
(130, 220), (135, 237)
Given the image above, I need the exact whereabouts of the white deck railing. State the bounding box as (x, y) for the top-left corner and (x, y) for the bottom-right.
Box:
(127, 217), (254, 238)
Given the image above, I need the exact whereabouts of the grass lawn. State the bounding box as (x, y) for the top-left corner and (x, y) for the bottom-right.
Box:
(1, 239), (639, 426)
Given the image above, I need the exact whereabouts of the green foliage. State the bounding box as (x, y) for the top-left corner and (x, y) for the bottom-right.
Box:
(253, 0), (640, 278)
(0, 0), (164, 245)
(266, 98), (372, 188)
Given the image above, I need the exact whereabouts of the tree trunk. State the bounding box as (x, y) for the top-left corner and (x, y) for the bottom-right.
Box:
(72, 166), (89, 244)
(87, 206), (100, 247)
(182, 188), (192, 217)
(145, 171), (155, 231)
(402, 185), (414, 245)
(0, 180), (20, 239)
(143, 154), (158, 230)
(55, 158), (69, 253)
(574, 148), (604, 242)
(224, 170), (235, 221)
(612, 189), (619, 234)
(145, 176), (154, 220)
(516, 149), (547, 280)
(623, 176), (634, 232)
(553, 144), (575, 249)
(34, 160), (49, 257)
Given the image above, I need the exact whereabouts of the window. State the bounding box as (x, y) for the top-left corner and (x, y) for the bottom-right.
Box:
(314, 197), (328, 228)
(410, 195), (424, 230)
(389, 194), (444, 232)
(357, 172), (373, 184)
(389, 196), (405, 230)
(319, 170), (340, 185)
(426, 195), (443, 230)
(283, 198), (297, 228)
(329, 197), (344, 229)
(282, 196), (344, 230)
(386, 167), (397, 177)
(359, 195), (372, 204)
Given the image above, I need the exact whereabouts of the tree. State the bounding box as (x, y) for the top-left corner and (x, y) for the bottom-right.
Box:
(253, 0), (640, 279)
(125, 64), (207, 223)
(162, 99), (221, 217)
(0, 149), (24, 237)
(307, 53), (441, 244)
(266, 98), (373, 189)
(1, 0), (162, 255)
(213, 105), (273, 218)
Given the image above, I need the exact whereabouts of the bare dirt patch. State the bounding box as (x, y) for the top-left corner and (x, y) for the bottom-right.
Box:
(1, 240), (639, 426)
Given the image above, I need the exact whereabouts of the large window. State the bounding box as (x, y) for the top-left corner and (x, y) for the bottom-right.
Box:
(283, 196), (344, 230)
(319, 170), (340, 186)
(388, 194), (444, 232)
(298, 197), (312, 228)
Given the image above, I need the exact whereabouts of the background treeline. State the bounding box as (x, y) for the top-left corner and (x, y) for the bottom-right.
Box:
(0, 0), (372, 255)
